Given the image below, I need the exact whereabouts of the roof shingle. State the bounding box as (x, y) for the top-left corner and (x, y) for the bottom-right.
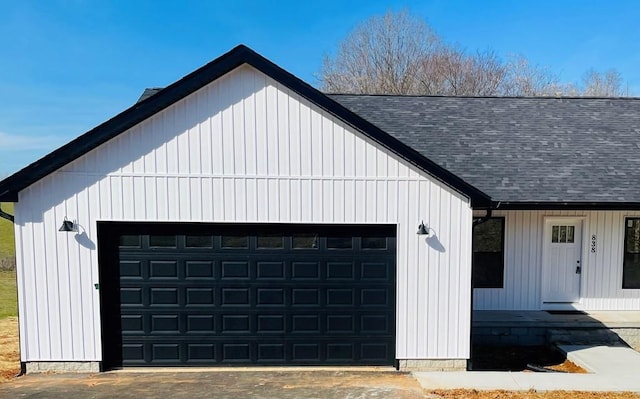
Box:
(330, 95), (640, 204)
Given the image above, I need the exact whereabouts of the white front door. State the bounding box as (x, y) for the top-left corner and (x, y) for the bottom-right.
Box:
(542, 219), (583, 303)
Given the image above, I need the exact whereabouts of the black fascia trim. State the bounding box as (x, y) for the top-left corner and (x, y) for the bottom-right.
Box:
(487, 201), (640, 210)
(0, 44), (490, 206)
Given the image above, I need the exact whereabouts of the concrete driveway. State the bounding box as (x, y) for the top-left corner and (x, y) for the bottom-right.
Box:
(0, 370), (429, 399)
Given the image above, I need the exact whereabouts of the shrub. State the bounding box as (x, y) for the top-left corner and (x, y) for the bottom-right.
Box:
(0, 257), (15, 271)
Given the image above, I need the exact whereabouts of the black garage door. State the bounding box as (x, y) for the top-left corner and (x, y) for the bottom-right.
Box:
(98, 223), (396, 368)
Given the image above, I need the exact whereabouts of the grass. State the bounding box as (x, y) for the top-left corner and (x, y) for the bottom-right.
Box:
(0, 203), (17, 319)
(0, 271), (17, 319)
(0, 202), (15, 259)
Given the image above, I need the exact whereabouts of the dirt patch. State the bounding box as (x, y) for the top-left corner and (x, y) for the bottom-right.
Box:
(471, 345), (587, 373)
(0, 317), (19, 383)
(429, 390), (640, 398)
(2, 371), (428, 398)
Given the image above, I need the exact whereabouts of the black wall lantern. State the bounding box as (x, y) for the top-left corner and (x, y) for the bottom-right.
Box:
(58, 217), (76, 233)
(416, 220), (429, 235)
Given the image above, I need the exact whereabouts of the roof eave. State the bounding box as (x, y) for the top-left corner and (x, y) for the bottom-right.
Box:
(487, 201), (640, 211)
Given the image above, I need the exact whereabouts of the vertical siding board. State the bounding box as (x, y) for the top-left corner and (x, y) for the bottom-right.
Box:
(220, 76), (234, 174)
(299, 100), (312, 176)
(269, 179), (281, 221)
(322, 112), (333, 176)
(288, 95), (301, 176)
(288, 179), (300, 222)
(211, 80), (224, 175)
(232, 74), (247, 176)
(299, 179), (311, 222)
(310, 107), (323, 176)
(321, 181), (331, 222)
(144, 177), (157, 220)
(166, 107), (179, 174)
(265, 82), (279, 175)
(277, 86), (290, 176)
(133, 177), (146, 219)
(343, 124), (355, 177)
(199, 89), (213, 176)
(14, 205), (29, 358)
(333, 123), (345, 177)
(311, 180), (322, 221)
(396, 180), (410, 357)
(439, 190), (452, 356)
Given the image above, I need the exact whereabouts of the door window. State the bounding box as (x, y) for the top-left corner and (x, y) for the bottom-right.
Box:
(551, 225), (575, 243)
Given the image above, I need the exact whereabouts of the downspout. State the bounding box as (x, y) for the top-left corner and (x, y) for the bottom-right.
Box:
(0, 203), (14, 223)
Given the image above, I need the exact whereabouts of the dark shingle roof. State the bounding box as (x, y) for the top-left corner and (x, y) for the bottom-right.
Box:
(330, 94), (640, 205)
(136, 87), (164, 103)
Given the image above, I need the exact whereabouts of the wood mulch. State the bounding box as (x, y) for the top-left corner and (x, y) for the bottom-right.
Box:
(429, 390), (640, 398)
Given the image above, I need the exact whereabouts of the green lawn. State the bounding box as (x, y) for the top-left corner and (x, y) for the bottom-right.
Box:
(0, 202), (15, 258)
(0, 203), (17, 319)
(0, 270), (17, 318)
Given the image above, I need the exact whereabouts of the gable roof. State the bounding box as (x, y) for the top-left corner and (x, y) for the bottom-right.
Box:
(330, 94), (640, 209)
(0, 45), (489, 206)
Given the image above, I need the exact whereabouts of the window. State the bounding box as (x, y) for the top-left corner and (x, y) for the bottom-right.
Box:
(221, 236), (248, 248)
(185, 235), (213, 248)
(149, 235), (177, 247)
(257, 234), (284, 249)
(472, 217), (505, 288)
(327, 237), (353, 249)
(623, 218), (640, 289)
(551, 225), (575, 243)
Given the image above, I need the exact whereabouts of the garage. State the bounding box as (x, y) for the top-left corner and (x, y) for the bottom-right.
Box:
(98, 222), (396, 368)
(0, 46), (476, 372)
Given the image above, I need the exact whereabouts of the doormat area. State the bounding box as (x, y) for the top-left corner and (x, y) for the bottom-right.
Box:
(546, 310), (587, 315)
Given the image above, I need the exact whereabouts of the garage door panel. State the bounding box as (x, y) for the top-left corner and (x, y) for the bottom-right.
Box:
(291, 262), (321, 279)
(220, 261), (250, 279)
(149, 261), (179, 278)
(256, 261), (285, 279)
(257, 314), (285, 332)
(185, 261), (214, 278)
(185, 288), (214, 306)
(120, 261), (143, 278)
(101, 223), (396, 367)
(118, 338), (396, 365)
(186, 315), (215, 332)
(188, 344), (215, 362)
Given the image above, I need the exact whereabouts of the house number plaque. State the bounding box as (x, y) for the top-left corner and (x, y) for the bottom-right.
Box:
(591, 234), (597, 253)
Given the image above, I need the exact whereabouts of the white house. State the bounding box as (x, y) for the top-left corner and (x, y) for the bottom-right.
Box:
(1, 45), (639, 373)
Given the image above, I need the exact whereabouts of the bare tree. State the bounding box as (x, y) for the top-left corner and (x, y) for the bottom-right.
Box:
(421, 47), (506, 96)
(320, 10), (630, 97)
(499, 55), (575, 96)
(320, 10), (439, 94)
(581, 69), (624, 97)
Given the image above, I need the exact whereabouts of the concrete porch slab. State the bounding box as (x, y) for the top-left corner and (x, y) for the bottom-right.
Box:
(473, 310), (640, 328)
(558, 345), (640, 374)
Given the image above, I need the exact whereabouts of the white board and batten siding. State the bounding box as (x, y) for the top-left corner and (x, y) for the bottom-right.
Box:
(473, 210), (640, 310)
(14, 65), (473, 363)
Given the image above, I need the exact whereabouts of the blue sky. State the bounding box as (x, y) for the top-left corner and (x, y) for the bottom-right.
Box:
(2, 0), (640, 177)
